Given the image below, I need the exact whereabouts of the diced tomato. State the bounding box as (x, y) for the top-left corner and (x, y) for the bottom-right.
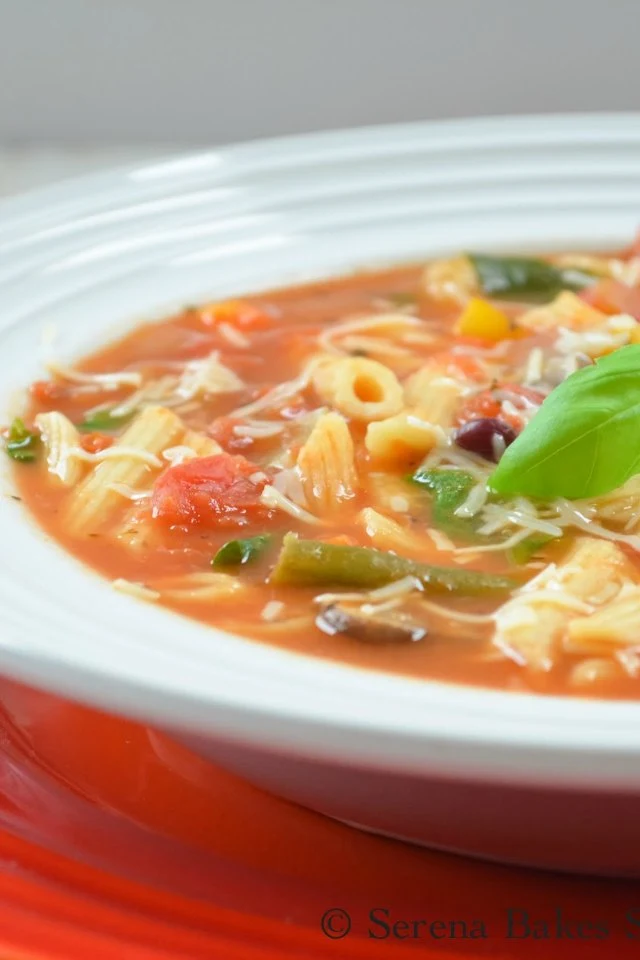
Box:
(580, 280), (640, 320)
(198, 299), (277, 331)
(152, 453), (273, 528)
(208, 416), (254, 452)
(79, 432), (114, 454)
(30, 379), (67, 405)
(456, 384), (545, 432)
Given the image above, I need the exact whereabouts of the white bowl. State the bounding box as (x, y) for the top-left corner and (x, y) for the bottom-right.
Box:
(3, 114), (640, 876)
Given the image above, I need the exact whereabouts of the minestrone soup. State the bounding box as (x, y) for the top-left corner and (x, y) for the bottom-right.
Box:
(11, 242), (640, 697)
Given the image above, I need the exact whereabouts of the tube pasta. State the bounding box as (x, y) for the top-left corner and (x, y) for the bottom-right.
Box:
(34, 411), (85, 486)
(65, 405), (184, 534)
(365, 410), (443, 463)
(358, 507), (421, 552)
(296, 412), (357, 512)
(312, 357), (403, 422)
(403, 365), (466, 428)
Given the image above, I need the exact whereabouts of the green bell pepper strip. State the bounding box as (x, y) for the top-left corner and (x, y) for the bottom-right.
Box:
(5, 418), (39, 462)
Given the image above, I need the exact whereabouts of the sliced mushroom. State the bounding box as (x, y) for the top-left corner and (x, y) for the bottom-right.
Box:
(316, 602), (427, 644)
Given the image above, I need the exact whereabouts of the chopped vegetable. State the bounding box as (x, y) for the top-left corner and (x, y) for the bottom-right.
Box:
(468, 253), (595, 303)
(78, 408), (134, 433)
(152, 453), (273, 528)
(213, 534), (273, 567)
(271, 533), (516, 594)
(508, 534), (555, 565)
(456, 383), (545, 430)
(198, 299), (276, 331)
(316, 602), (427, 644)
(409, 468), (478, 540)
(455, 297), (512, 341)
(79, 432), (115, 455)
(5, 418), (39, 462)
(490, 344), (640, 499)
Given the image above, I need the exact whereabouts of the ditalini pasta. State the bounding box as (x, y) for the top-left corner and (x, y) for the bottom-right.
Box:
(12, 246), (640, 698)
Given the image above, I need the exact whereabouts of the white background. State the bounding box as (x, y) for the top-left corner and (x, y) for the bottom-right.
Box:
(1, 0), (640, 146)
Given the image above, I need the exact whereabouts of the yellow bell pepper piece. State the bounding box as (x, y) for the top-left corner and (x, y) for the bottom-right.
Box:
(455, 297), (512, 342)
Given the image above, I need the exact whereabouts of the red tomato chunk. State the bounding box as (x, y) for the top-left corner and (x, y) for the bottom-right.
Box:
(151, 453), (273, 528)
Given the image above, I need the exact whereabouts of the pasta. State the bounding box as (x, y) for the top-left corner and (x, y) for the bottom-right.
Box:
(65, 405), (184, 533)
(358, 507), (422, 552)
(34, 411), (85, 486)
(365, 411), (443, 463)
(296, 412), (357, 512)
(312, 357), (404, 422)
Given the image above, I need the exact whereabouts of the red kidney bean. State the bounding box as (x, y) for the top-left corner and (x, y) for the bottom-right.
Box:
(454, 417), (517, 462)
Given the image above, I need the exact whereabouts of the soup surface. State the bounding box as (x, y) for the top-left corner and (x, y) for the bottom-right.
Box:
(11, 243), (640, 697)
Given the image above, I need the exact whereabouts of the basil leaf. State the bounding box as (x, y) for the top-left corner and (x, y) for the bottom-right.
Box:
(78, 408), (134, 432)
(468, 253), (595, 303)
(489, 344), (640, 499)
(5, 418), (39, 462)
(212, 534), (273, 568)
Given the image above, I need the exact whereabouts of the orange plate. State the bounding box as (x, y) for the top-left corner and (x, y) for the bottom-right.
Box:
(0, 676), (638, 958)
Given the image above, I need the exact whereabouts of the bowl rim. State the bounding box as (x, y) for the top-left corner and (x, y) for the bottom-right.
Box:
(4, 111), (640, 791)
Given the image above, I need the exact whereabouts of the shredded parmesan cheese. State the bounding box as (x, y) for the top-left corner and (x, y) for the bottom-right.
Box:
(67, 445), (163, 468)
(523, 347), (544, 384)
(176, 350), (244, 401)
(112, 579), (160, 601)
(454, 482), (489, 519)
(427, 528), (456, 552)
(233, 421), (285, 439)
(260, 484), (323, 524)
(47, 362), (143, 389)
(218, 322), (250, 347)
(260, 600), (285, 622)
(106, 483), (152, 501)
(314, 575), (424, 606)
(161, 445), (199, 466)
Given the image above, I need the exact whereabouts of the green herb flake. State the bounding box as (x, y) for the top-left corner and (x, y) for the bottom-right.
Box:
(77, 408), (134, 433)
(489, 344), (640, 500)
(212, 534), (273, 568)
(5, 418), (39, 462)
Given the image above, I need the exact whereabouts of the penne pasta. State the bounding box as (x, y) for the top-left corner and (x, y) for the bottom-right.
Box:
(296, 412), (357, 512)
(34, 411), (85, 486)
(65, 405), (184, 534)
